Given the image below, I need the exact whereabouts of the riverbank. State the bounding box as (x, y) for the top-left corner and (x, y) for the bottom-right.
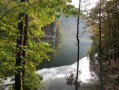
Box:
(37, 57), (99, 90)
(103, 59), (119, 90)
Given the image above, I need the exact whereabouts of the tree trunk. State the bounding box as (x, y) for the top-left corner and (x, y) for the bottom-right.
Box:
(99, 0), (103, 89)
(15, 13), (25, 90)
(15, 0), (28, 90)
(22, 13), (28, 89)
(75, 0), (81, 90)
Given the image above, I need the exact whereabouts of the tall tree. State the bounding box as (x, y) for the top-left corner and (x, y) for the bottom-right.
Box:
(76, 0), (81, 90)
(99, 0), (103, 89)
(15, 0), (28, 89)
(0, 0), (77, 89)
(87, 0), (119, 89)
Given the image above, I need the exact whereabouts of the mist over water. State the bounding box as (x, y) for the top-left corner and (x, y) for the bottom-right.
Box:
(37, 16), (98, 90)
(39, 15), (92, 68)
(37, 57), (96, 90)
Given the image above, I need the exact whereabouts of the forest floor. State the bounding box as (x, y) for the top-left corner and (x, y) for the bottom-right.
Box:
(103, 58), (119, 90)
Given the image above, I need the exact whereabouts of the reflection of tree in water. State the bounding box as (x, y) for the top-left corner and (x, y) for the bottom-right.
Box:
(65, 70), (81, 89)
(65, 72), (99, 90)
(65, 56), (100, 90)
(41, 19), (63, 58)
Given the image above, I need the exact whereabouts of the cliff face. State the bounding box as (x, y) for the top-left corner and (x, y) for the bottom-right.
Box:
(41, 20), (63, 54)
(42, 20), (62, 39)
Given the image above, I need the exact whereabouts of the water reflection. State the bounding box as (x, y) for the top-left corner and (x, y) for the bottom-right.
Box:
(39, 16), (92, 69)
(37, 16), (98, 90)
(37, 57), (97, 90)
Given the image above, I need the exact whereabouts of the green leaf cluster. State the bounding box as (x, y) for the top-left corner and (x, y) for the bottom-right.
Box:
(0, 0), (77, 89)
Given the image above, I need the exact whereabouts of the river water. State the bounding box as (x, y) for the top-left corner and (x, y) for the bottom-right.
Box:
(37, 16), (99, 90)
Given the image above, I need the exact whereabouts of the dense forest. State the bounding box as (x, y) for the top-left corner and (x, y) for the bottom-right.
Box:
(88, 0), (119, 89)
(0, 0), (119, 90)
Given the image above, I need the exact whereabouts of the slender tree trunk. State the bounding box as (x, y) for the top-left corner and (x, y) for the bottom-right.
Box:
(99, 0), (103, 89)
(108, 13), (111, 65)
(112, 0), (116, 61)
(22, 13), (28, 90)
(113, 0), (118, 61)
(75, 0), (81, 90)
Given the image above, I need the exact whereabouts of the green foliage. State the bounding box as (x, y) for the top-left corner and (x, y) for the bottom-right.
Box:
(87, 1), (119, 88)
(24, 71), (42, 90)
(0, 0), (78, 89)
(87, 0), (119, 61)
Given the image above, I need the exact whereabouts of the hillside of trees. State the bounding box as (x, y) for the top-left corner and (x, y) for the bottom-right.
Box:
(87, 0), (119, 89)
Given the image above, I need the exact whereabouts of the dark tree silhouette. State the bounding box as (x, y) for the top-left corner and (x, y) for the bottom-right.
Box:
(15, 0), (28, 90)
(76, 0), (81, 90)
(99, 0), (103, 89)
